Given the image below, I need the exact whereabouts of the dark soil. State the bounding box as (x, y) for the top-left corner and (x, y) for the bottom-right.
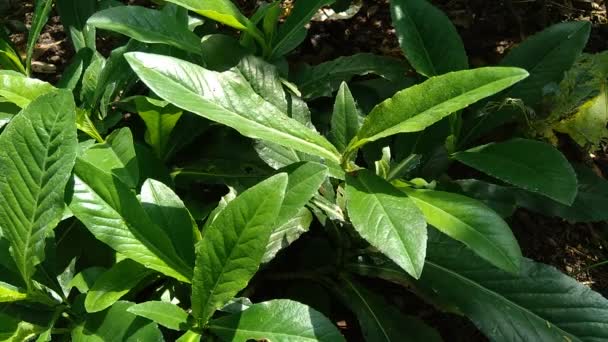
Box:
(3, 0), (608, 340)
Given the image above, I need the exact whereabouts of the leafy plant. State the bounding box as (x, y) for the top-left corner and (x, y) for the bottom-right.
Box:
(1, 0), (608, 341)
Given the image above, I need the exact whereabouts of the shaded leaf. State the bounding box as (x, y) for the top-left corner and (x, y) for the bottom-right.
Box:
(127, 301), (190, 331)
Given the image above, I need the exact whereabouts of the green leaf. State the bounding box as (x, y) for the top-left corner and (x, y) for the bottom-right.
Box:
(26, 0), (53, 75)
(348, 67), (529, 152)
(208, 299), (345, 341)
(338, 277), (442, 342)
(401, 188), (522, 273)
(192, 173), (287, 325)
(79, 128), (139, 188)
(176, 330), (201, 342)
(72, 301), (164, 342)
(262, 207), (312, 263)
(0, 30), (25, 74)
(141, 179), (197, 267)
(453, 138), (577, 205)
(126, 52), (341, 163)
(0, 70), (55, 108)
(0, 90), (77, 285)
(329, 82), (363, 153)
(501, 21), (591, 108)
(85, 259), (154, 313)
(417, 231), (608, 341)
(68, 159), (194, 282)
(270, 0), (334, 59)
(0, 282), (27, 302)
(293, 53), (409, 100)
(390, 0), (467, 77)
(277, 162), (328, 227)
(127, 301), (190, 331)
(88, 6), (202, 55)
(164, 0), (252, 32)
(131, 96), (183, 160)
(346, 170), (427, 278)
(56, 0), (97, 51)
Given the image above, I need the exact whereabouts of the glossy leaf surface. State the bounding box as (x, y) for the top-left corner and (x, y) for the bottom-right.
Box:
(127, 301), (190, 331)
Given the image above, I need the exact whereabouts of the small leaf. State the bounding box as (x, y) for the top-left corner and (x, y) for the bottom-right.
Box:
(346, 170), (427, 278)
(208, 299), (345, 342)
(348, 67), (529, 151)
(390, 0), (468, 77)
(453, 138), (577, 205)
(72, 301), (163, 341)
(329, 82), (363, 153)
(262, 207), (312, 263)
(127, 301), (190, 331)
(277, 162), (329, 227)
(0, 31), (25, 73)
(85, 260), (154, 313)
(0, 90), (77, 285)
(126, 52), (341, 163)
(131, 96), (183, 160)
(26, 0), (53, 75)
(270, 0), (334, 58)
(88, 6), (202, 54)
(192, 173), (287, 325)
(164, 0), (254, 33)
(293, 53), (409, 100)
(402, 188), (522, 273)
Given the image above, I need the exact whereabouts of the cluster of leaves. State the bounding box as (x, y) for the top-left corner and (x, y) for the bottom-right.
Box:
(1, 0), (608, 341)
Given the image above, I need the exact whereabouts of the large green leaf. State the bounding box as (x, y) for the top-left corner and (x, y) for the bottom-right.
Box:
(208, 299), (345, 341)
(269, 0), (334, 59)
(26, 0), (53, 75)
(0, 71), (55, 108)
(347, 67), (528, 152)
(78, 128), (139, 188)
(56, 0), (97, 51)
(127, 301), (190, 331)
(337, 277), (442, 342)
(329, 82), (363, 153)
(453, 138), (577, 205)
(126, 52), (341, 163)
(68, 159), (193, 282)
(88, 6), (202, 55)
(192, 174), (287, 325)
(85, 259), (154, 313)
(390, 0), (467, 77)
(72, 301), (164, 342)
(293, 53), (409, 100)
(501, 21), (591, 107)
(465, 21), (591, 142)
(0, 90), (77, 285)
(402, 188), (521, 273)
(140, 179), (197, 267)
(346, 170), (427, 279)
(416, 231), (608, 341)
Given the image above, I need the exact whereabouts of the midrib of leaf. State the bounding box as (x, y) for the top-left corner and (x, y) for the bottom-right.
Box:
(396, 4), (437, 76)
(198, 194), (276, 323)
(358, 179), (416, 269)
(423, 260), (578, 340)
(408, 195), (517, 271)
(343, 277), (391, 341)
(14, 111), (61, 282)
(74, 173), (191, 281)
